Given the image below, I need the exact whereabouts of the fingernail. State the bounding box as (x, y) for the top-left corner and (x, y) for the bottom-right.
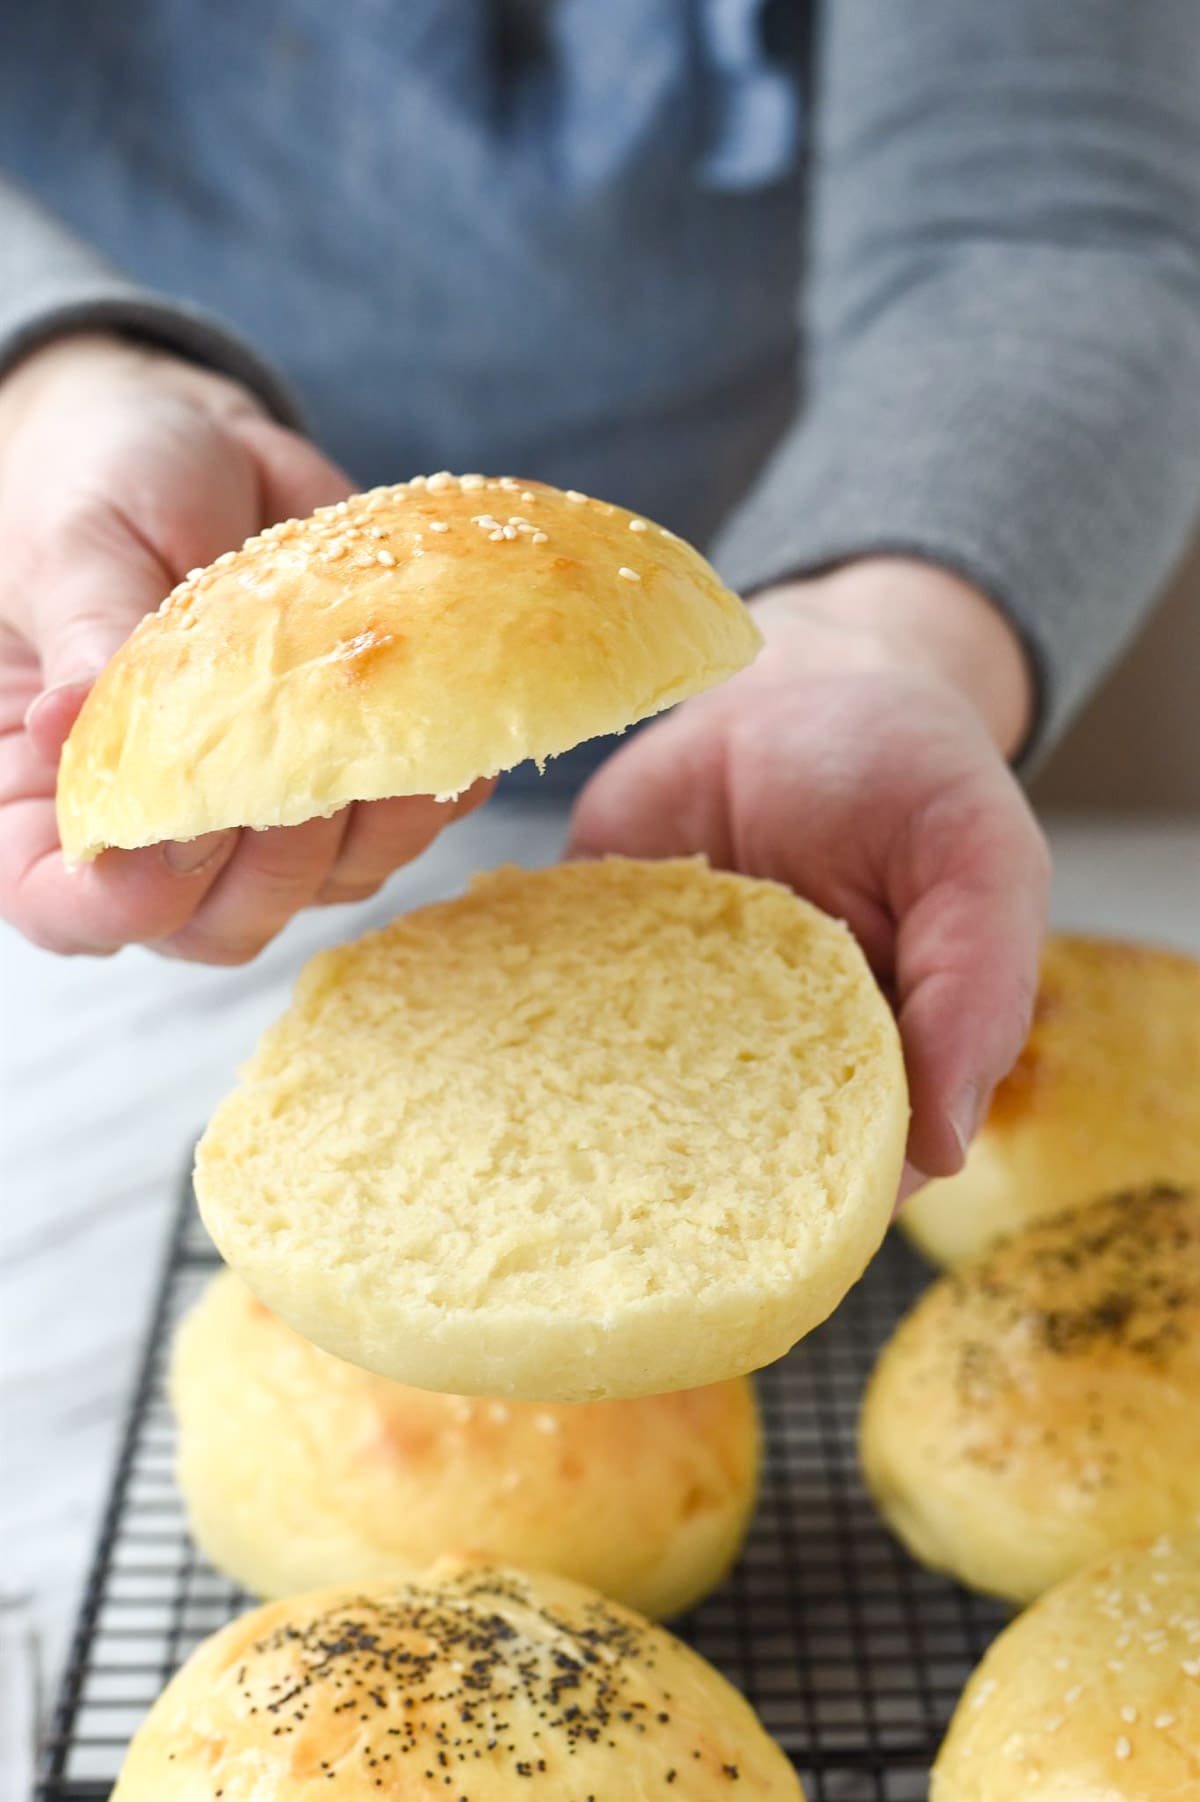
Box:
(948, 1084), (981, 1163)
(163, 830), (238, 875)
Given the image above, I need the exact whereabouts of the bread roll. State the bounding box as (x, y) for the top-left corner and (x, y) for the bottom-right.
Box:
(56, 473), (761, 862)
(902, 934), (1200, 1267)
(112, 1559), (803, 1800)
(195, 858), (908, 1402)
(862, 1185), (1200, 1605)
(172, 1269), (760, 1618)
(932, 1533), (1200, 1799)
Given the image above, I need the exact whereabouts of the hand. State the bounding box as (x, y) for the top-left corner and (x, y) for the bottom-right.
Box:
(569, 559), (1050, 1183)
(0, 334), (488, 961)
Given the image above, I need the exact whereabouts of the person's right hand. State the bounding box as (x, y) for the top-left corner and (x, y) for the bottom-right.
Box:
(0, 334), (489, 961)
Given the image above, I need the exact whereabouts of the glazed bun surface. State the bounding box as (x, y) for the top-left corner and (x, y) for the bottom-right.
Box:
(195, 858), (908, 1402)
(932, 1533), (1200, 1800)
(58, 473), (761, 862)
(112, 1560), (804, 1800)
(903, 934), (1200, 1267)
(172, 1269), (760, 1618)
(863, 1185), (1200, 1604)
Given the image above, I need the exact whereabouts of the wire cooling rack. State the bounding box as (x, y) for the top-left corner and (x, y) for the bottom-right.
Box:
(36, 1168), (1009, 1801)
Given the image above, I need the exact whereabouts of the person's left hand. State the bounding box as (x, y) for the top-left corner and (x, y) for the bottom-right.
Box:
(568, 559), (1050, 1187)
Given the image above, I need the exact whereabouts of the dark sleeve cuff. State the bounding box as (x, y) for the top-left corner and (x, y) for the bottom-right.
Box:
(0, 175), (303, 429)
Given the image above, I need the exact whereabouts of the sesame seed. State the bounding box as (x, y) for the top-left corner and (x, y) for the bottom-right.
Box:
(499, 476), (520, 491)
(185, 566), (205, 581)
(1120, 1705), (1138, 1724)
(488, 1403), (510, 1424)
(429, 521), (449, 533)
(376, 550), (396, 567)
(534, 1414), (560, 1435)
(565, 489), (586, 503)
(521, 490), (536, 502)
(335, 500), (349, 513)
(502, 525), (518, 540)
(531, 532), (549, 544)
(489, 529), (505, 542)
(1043, 1715), (1064, 1733)
(1064, 1686), (1083, 1705)
(427, 471), (453, 491)
(1155, 1712), (1177, 1729)
(1106, 1660), (1124, 1673)
(617, 566), (641, 582)
(1115, 1737), (1132, 1760)
(1181, 1659), (1200, 1677)
(460, 474), (486, 491)
(628, 519), (648, 532)
(215, 550), (237, 567)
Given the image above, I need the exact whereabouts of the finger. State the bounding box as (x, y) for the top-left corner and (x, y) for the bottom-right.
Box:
(893, 775), (1049, 1178)
(19, 512), (172, 752)
(567, 714), (733, 865)
(157, 812), (349, 963)
(315, 779), (495, 905)
(1, 804), (239, 955)
(230, 416), (354, 522)
(0, 631), (243, 950)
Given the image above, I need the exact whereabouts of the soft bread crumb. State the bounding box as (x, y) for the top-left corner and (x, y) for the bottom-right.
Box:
(196, 858), (907, 1401)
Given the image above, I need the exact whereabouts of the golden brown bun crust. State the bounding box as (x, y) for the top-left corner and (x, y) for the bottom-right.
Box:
(195, 858), (908, 1401)
(932, 1533), (1200, 1800)
(112, 1560), (804, 1800)
(863, 1185), (1200, 1604)
(902, 934), (1200, 1267)
(56, 474), (761, 861)
(172, 1270), (760, 1619)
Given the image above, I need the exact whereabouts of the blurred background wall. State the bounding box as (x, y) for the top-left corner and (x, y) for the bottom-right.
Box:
(1031, 534), (1200, 814)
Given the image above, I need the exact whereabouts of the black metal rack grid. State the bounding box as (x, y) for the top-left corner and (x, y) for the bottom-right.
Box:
(36, 1171), (1010, 1801)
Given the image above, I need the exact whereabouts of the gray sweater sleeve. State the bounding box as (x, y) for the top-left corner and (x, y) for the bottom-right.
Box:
(0, 175), (302, 426)
(714, 0), (1200, 761)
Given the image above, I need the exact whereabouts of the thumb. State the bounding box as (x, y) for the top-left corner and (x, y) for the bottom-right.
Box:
(567, 710), (732, 864)
(24, 521), (173, 761)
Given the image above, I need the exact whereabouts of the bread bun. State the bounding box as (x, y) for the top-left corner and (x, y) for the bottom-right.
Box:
(195, 857), (907, 1402)
(112, 1559), (803, 1799)
(932, 1533), (1200, 1799)
(862, 1184), (1200, 1605)
(902, 934), (1200, 1267)
(172, 1269), (760, 1618)
(57, 473), (761, 862)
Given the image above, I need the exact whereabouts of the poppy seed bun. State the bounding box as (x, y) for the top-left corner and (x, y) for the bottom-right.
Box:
(194, 858), (908, 1402)
(862, 1185), (1200, 1605)
(902, 934), (1200, 1268)
(931, 1534), (1200, 1800)
(111, 1560), (804, 1800)
(172, 1270), (760, 1619)
(56, 473), (761, 863)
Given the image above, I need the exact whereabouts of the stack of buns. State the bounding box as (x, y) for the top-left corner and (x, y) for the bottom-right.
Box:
(65, 474), (919, 1795)
(66, 467), (1199, 1792)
